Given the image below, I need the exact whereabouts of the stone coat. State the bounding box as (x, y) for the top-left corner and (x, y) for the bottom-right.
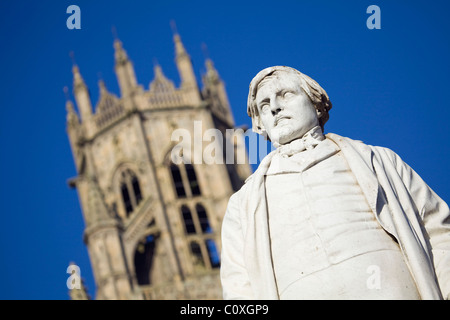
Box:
(220, 133), (450, 299)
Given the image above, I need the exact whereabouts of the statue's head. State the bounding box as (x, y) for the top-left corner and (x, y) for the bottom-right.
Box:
(247, 66), (332, 145)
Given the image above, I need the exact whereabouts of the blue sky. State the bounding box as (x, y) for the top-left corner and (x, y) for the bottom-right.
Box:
(0, 0), (449, 299)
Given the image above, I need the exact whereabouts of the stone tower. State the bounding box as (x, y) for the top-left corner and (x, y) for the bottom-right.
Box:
(65, 31), (252, 300)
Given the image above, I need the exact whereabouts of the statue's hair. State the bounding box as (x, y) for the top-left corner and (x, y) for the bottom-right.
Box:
(247, 66), (332, 134)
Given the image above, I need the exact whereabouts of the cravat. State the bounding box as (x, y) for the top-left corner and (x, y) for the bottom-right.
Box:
(276, 126), (325, 157)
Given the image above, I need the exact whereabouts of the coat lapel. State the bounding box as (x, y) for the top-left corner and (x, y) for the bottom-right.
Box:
(326, 134), (396, 236)
(242, 150), (279, 299)
(326, 133), (379, 216)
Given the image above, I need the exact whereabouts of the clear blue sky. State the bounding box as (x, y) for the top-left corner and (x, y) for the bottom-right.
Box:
(0, 0), (449, 299)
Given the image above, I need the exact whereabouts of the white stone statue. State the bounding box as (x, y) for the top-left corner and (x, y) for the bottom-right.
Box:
(220, 66), (450, 300)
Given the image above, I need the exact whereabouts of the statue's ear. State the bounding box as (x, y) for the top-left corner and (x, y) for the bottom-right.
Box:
(261, 128), (271, 141)
(258, 126), (271, 141)
(253, 116), (265, 134)
(315, 107), (323, 119)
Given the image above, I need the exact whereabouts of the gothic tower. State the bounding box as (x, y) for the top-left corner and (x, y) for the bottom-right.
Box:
(65, 30), (252, 300)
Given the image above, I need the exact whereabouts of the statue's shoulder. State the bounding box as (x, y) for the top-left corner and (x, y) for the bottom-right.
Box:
(326, 132), (379, 152)
(227, 178), (253, 214)
(326, 132), (399, 164)
(227, 173), (254, 201)
(244, 172), (256, 184)
(243, 150), (277, 184)
(326, 132), (365, 146)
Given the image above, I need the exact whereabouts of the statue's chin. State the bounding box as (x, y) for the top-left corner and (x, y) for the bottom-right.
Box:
(271, 122), (319, 146)
(271, 127), (300, 146)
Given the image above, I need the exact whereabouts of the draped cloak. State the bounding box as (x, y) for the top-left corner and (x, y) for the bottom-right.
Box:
(220, 133), (450, 300)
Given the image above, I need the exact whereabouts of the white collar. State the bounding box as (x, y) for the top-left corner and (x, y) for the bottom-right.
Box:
(275, 126), (325, 158)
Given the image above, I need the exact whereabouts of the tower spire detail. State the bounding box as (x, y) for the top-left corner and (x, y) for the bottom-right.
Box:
(64, 86), (79, 127)
(113, 32), (138, 98)
(171, 22), (200, 104)
(71, 53), (93, 124)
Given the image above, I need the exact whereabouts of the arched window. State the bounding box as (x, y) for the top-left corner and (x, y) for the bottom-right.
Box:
(181, 203), (212, 236)
(121, 183), (133, 215)
(132, 175), (142, 204)
(169, 162), (201, 198)
(196, 204), (211, 233)
(170, 164), (186, 198)
(205, 239), (220, 268)
(189, 241), (205, 267)
(181, 205), (196, 234)
(185, 164), (201, 196)
(119, 169), (143, 217)
(181, 203), (220, 270)
(134, 234), (156, 285)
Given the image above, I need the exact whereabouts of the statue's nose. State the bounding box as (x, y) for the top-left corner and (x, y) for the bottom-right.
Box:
(270, 98), (283, 116)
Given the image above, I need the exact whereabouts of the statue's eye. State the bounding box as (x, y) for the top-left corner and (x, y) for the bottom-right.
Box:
(283, 91), (295, 99)
(260, 103), (270, 113)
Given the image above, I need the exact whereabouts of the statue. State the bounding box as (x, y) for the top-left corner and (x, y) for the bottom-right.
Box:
(220, 66), (450, 300)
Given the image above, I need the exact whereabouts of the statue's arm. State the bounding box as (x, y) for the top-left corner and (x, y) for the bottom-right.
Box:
(387, 149), (450, 299)
(220, 192), (254, 299)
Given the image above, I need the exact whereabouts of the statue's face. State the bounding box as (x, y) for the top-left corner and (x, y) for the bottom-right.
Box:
(255, 72), (319, 145)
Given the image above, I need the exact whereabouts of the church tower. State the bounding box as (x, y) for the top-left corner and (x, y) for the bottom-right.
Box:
(65, 30), (252, 300)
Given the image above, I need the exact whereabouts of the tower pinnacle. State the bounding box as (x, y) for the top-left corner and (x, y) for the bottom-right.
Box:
(171, 24), (200, 103)
(71, 60), (93, 123)
(64, 86), (79, 126)
(113, 35), (138, 98)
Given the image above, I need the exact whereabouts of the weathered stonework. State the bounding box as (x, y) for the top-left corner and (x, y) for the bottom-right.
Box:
(66, 31), (252, 300)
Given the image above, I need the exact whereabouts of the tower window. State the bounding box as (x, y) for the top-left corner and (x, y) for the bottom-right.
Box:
(189, 241), (205, 267)
(181, 203), (220, 269)
(205, 239), (220, 268)
(181, 203), (212, 235)
(185, 164), (201, 196)
(169, 162), (201, 198)
(119, 169), (143, 217)
(132, 176), (142, 204)
(121, 183), (133, 215)
(196, 204), (211, 233)
(170, 164), (186, 198)
(134, 233), (158, 285)
(181, 205), (196, 234)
